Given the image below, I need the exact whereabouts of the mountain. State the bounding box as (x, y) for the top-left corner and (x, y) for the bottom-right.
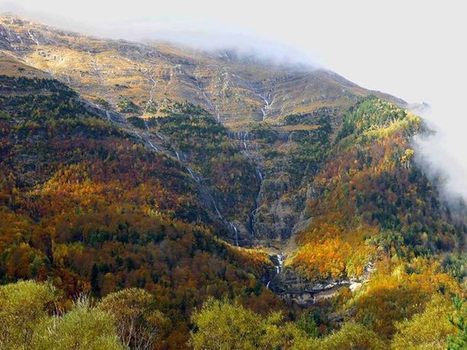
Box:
(0, 15), (465, 350)
(0, 15), (405, 128)
(0, 14), (410, 244)
(0, 52), (282, 348)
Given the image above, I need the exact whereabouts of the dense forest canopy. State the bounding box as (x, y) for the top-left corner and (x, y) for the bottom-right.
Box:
(0, 17), (465, 349)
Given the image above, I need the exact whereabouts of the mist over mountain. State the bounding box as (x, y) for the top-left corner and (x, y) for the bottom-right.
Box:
(0, 1), (320, 68)
(413, 106), (467, 212)
(4, 1), (466, 206)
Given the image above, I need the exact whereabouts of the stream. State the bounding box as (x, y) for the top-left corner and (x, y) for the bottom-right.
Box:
(228, 131), (264, 238)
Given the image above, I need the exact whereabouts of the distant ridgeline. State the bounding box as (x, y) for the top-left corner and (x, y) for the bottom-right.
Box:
(0, 16), (466, 349)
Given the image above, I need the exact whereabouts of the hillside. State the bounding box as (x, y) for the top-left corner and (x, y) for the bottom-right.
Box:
(0, 15), (405, 128)
(0, 55), (283, 348)
(0, 15), (465, 350)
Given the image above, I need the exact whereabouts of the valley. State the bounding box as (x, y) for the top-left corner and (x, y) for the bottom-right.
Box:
(0, 14), (465, 350)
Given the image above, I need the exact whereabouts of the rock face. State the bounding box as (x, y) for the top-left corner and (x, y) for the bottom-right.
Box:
(0, 15), (405, 129)
(267, 255), (374, 306)
(0, 14), (402, 243)
(0, 14), (410, 244)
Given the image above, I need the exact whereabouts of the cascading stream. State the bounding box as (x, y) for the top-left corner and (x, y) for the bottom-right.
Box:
(228, 131), (264, 239)
(266, 253), (284, 289)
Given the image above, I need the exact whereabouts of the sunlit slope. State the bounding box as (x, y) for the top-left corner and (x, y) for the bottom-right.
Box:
(0, 57), (281, 348)
(289, 98), (465, 281)
(0, 15), (405, 127)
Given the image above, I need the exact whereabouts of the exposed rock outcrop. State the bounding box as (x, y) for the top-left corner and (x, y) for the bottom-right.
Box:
(266, 257), (375, 306)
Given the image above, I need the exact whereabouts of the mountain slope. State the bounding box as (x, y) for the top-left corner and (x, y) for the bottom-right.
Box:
(0, 15), (465, 350)
(0, 55), (282, 348)
(0, 15), (405, 128)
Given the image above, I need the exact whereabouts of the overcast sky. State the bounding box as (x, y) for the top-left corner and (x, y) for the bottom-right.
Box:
(1, 0), (467, 200)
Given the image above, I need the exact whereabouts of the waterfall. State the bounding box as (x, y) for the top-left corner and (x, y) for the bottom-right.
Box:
(211, 198), (223, 219)
(27, 29), (40, 46)
(276, 254), (284, 274)
(256, 168), (263, 181)
(155, 131), (165, 140)
(257, 93), (272, 121)
(242, 131), (249, 150)
(227, 130), (264, 238)
(186, 167), (199, 182)
(266, 253), (284, 289)
(229, 222), (239, 246)
(147, 139), (159, 152)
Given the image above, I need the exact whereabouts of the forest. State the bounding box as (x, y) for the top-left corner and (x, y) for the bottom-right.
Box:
(0, 70), (465, 349)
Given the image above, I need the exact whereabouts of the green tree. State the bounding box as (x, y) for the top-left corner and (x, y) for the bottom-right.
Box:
(447, 296), (467, 350)
(391, 294), (457, 349)
(191, 298), (311, 350)
(296, 311), (320, 338)
(320, 322), (386, 350)
(32, 296), (124, 350)
(98, 288), (168, 349)
(0, 280), (58, 349)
